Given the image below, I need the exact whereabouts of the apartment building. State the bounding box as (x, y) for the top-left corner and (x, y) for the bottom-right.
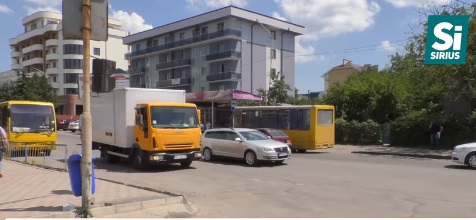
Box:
(123, 6), (304, 97)
(9, 11), (128, 97)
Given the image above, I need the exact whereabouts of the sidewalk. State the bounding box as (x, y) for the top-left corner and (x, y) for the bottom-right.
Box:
(328, 144), (452, 159)
(0, 160), (191, 219)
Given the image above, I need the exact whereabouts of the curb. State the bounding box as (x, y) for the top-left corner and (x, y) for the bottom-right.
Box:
(352, 151), (451, 160)
(32, 196), (186, 218)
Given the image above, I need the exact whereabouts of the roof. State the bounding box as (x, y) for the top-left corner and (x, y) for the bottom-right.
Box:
(123, 5), (305, 44)
(321, 62), (365, 78)
(205, 128), (256, 132)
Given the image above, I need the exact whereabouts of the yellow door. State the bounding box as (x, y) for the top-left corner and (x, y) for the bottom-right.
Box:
(134, 105), (151, 150)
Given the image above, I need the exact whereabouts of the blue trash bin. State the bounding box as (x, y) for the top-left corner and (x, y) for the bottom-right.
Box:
(67, 154), (96, 197)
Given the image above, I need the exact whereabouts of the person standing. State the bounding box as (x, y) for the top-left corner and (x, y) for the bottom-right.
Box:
(0, 125), (8, 178)
(429, 120), (442, 149)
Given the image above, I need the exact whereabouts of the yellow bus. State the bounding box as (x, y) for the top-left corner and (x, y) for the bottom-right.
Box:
(232, 105), (335, 153)
(0, 100), (57, 156)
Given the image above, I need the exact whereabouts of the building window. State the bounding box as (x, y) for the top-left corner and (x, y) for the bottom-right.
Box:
(64, 88), (79, 95)
(49, 75), (57, 83)
(202, 27), (208, 35)
(153, 39), (158, 46)
(63, 44), (83, 54)
(93, 48), (100, 56)
(270, 30), (276, 40)
(47, 20), (58, 24)
(217, 23), (224, 31)
(270, 49), (276, 59)
(270, 68), (276, 78)
(31, 23), (37, 30)
(63, 59), (83, 69)
(179, 33), (185, 40)
(136, 44), (140, 51)
(64, 73), (79, 84)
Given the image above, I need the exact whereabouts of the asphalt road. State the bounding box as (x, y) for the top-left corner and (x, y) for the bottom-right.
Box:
(57, 131), (476, 218)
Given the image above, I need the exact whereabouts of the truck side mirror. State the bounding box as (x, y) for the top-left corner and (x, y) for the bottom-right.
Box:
(135, 114), (143, 127)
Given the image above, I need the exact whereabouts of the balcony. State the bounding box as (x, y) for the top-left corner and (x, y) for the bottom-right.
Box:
(46, 53), (59, 60)
(125, 28), (242, 59)
(156, 58), (191, 70)
(11, 63), (22, 70)
(46, 68), (60, 74)
(22, 57), (44, 66)
(207, 72), (242, 82)
(129, 66), (148, 74)
(157, 77), (191, 88)
(45, 39), (59, 47)
(206, 50), (241, 62)
(22, 44), (44, 54)
(11, 51), (21, 57)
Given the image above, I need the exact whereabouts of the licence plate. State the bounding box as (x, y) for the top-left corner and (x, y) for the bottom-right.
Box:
(278, 153), (288, 157)
(174, 155), (187, 159)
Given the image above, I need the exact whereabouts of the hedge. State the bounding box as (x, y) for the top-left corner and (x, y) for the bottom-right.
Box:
(335, 118), (382, 145)
(389, 111), (476, 148)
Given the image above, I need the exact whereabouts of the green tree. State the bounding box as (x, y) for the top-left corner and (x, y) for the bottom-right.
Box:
(0, 73), (58, 104)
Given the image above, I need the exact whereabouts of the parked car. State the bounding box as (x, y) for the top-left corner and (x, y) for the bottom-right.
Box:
(200, 128), (291, 166)
(56, 119), (71, 131)
(452, 142), (476, 168)
(256, 128), (292, 147)
(68, 120), (80, 132)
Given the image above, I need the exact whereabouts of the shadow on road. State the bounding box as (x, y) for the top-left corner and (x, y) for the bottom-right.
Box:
(444, 164), (474, 170)
(94, 158), (198, 173)
(201, 157), (289, 168)
(51, 190), (72, 195)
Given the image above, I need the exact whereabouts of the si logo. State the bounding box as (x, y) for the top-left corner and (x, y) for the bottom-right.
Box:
(424, 15), (470, 65)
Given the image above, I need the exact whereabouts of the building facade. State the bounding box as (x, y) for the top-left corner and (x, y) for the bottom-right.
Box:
(123, 6), (304, 96)
(9, 11), (129, 97)
(322, 59), (379, 91)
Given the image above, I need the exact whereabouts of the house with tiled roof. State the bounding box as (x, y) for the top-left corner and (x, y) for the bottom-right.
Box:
(321, 59), (378, 91)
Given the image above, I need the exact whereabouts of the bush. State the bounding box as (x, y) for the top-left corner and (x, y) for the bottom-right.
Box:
(389, 111), (476, 148)
(336, 118), (382, 145)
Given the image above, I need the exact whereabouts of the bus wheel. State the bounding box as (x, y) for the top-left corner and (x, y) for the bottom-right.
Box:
(297, 149), (307, 153)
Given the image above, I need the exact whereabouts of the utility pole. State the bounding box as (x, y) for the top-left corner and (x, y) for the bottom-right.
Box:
(81, 0), (93, 211)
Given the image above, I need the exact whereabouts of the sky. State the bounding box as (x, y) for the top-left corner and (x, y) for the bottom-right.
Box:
(0, 0), (456, 93)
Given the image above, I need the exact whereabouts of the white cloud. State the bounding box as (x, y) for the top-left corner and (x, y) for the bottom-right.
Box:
(0, 4), (14, 14)
(275, 0), (381, 41)
(272, 12), (286, 21)
(380, 40), (397, 52)
(295, 36), (316, 63)
(110, 10), (153, 34)
(22, 0), (61, 15)
(385, 0), (451, 8)
(186, 0), (248, 11)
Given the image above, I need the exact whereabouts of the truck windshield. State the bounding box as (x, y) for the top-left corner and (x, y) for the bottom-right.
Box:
(150, 106), (199, 129)
(10, 104), (55, 133)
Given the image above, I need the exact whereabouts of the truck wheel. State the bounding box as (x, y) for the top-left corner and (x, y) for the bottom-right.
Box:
(180, 161), (193, 168)
(133, 149), (149, 170)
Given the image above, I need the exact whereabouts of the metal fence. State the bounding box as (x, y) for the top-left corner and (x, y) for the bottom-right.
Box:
(3, 142), (70, 171)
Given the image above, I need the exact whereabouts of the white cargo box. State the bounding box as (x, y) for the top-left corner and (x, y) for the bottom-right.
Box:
(91, 88), (187, 148)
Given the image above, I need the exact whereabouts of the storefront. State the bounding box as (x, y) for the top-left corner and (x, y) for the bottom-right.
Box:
(186, 89), (262, 128)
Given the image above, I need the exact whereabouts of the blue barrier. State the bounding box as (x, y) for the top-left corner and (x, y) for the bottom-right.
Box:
(67, 154), (96, 197)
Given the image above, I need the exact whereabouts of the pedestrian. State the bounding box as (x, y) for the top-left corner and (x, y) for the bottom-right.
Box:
(0, 125), (8, 178)
(429, 120), (443, 149)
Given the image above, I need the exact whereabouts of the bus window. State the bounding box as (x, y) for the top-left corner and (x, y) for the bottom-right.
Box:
(260, 110), (277, 129)
(277, 110), (289, 130)
(318, 109), (334, 125)
(297, 109), (310, 130)
(242, 110), (259, 128)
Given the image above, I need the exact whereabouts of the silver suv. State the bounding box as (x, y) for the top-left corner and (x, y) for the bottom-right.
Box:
(201, 128), (291, 166)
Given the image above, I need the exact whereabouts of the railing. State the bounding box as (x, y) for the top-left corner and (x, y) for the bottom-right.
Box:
(157, 77), (191, 87)
(129, 67), (148, 74)
(207, 72), (242, 82)
(125, 28), (242, 59)
(156, 58), (192, 70)
(206, 50), (242, 61)
(3, 142), (70, 171)
(130, 83), (146, 88)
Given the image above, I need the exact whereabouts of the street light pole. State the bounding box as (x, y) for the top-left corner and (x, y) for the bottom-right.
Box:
(81, 0), (93, 212)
